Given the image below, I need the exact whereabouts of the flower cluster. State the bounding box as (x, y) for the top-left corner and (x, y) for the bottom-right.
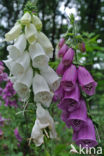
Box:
(53, 38), (98, 147)
(4, 12), (60, 146)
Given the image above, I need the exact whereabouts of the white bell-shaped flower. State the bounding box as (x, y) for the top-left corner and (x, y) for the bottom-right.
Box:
(3, 55), (13, 70)
(7, 34), (26, 60)
(32, 15), (42, 31)
(5, 22), (22, 41)
(31, 119), (44, 147)
(36, 104), (57, 139)
(40, 66), (61, 91)
(25, 24), (37, 44)
(11, 52), (30, 78)
(20, 12), (31, 25)
(13, 67), (33, 100)
(33, 74), (53, 107)
(29, 42), (49, 69)
(37, 32), (53, 58)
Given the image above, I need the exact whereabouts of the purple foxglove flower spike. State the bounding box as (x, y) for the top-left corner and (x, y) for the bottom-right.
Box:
(78, 66), (97, 96)
(73, 118), (98, 147)
(58, 84), (80, 112)
(67, 98), (87, 131)
(59, 38), (65, 48)
(53, 85), (64, 102)
(62, 48), (75, 66)
(61, 64), (77, 92)
(58, 44), (68, 57)
(56, 61), (68, 76)
(61, 111), (71, 128)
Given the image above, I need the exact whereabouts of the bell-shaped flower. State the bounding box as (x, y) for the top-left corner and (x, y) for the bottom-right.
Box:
(20, 12), (31, 25)
(56, 61), (68, 76)
(11, 52), (30, 78)
(40, 66), (61, 91)
(61, 111), (71, 128)
(59, 38), (65, 48)
(25, 24), (37, 44)
(58, 84), (80, 112)
(7, 34), (26, 60)
(78, 66), (97, 96)
(58, 44), (68, 57)
(13, 67), (33, 100)
(33, 74), (53, 107)
(31, 119), (44, 147)
(32, 15), (42, 31)
(62, 48), (75, 66)
(37, 32), (53, 58)
(36, 104), (57, 139)
(53, 85), (64, 102)
(29, 42), (49, 69)
(73, 118), (98, 147)
(67, 98), (87, 131)
(3, 55), (13, 70)
(5, 22), (22, 41)
(61, 64), (77, 92)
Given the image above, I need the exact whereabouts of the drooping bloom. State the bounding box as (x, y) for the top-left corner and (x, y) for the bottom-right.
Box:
(32, 74), (53, 107)
(32, 15), (42, 31)
(61, 111), (71, 128)
(40, 66), (61, 91)
(62, 48), (75, 66)
(5, 22), (22, 41)
(59, 38), (65, 48)
(11, 52), (30, 78)
(73, 118), (98, 147)
(58, 44), (68, 57)
(3, 55), (13, 70)
(61, 64), (77, 92)
(58, 84), (80, 112)
(67, 98), (87, 131)
(37, 32), (53, 58)
(20, 12), (31, 25)
(14, 128), (22, 142)
(14, 67), (33, 100)
(7, 34), (26, 60)
(29, 42), (49, 69)
(56, 61), (68, 76)
(78, 66), (97, 96)
(25, 24), (37, 44)
(52, 85), (64, 102)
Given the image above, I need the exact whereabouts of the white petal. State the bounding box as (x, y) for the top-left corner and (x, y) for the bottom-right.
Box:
(20, 12), (31, 25)
(3, 56), (13, 70)
(11, 52), (30, 77)
(29, 42), (49, 69)
(32, 15), (42, 31)
(5, 23), (22, 41)
(31, 120), (44, 147)
(40, 66), (61, 91)
(25, 24), (37, 44)
(33, 74), (53, 107)
(37, 32), (53, 58)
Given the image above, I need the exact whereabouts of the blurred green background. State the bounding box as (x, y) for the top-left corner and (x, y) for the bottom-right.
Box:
(0, 0), (104, 155)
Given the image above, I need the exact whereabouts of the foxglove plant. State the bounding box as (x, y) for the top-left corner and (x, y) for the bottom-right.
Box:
(4, 3), (59, 147)
(54, 14), (98, 148)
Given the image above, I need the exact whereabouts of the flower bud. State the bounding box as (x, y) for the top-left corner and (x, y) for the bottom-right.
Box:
(59, 38), (65, 48)
(20, 12), (31, 25)
(58, 44), (68, 57)
(32, 15), (42, 31)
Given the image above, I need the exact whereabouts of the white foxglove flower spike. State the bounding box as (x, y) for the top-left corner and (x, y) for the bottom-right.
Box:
(3, 55), (13, 70)
(11, 52), (30, 78)
(5, 22), (22, 41)
(37, 32), (53, 58)
(31, 119), (44, 147)
(36, 104), (57, 139)
(20, 12), (31, 25)
(29, 42), (49, 69)
(13, 67), (33, 100)
(7, 34), (26, 60)
(32, 15), (42, 31)
(33, 74), (53, 107)
(25, 24), (37, 44)
(40, 66), (61, 91)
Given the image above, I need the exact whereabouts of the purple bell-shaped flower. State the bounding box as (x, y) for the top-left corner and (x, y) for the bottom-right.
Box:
(61, 111), (71, 128)
(56, 61), (69, 76)
(61, 64), (77, 92)
(53, 85), (64, 102)
(78, 66), (97, 96)
(59, 38), (65, 48)
(58, 44), (68, 57)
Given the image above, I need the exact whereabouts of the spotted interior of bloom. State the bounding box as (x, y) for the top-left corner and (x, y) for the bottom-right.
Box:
(62, 81), (74, 91)
(33, 55), (48, 67)
(70, 119), (84, 131)
(82, 81), (97, 95)
(76, 139), (97, 147)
